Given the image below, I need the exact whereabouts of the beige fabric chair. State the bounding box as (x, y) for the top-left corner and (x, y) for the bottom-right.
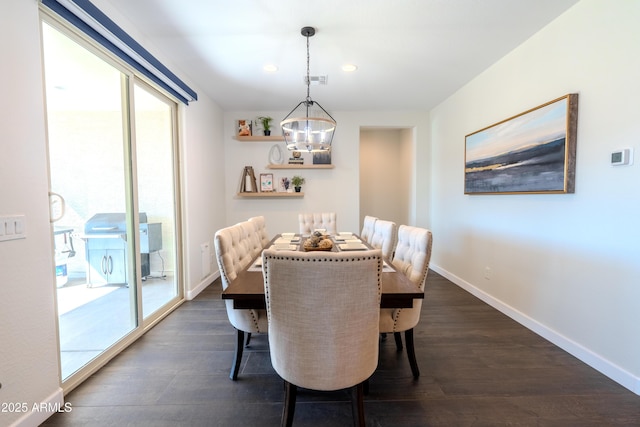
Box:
(214, 220), (269, 380)
(262, 249), (382, 427)
(360, 215), (378, 244)
(298, 212), (337, 235)
(369, 219), (397, 260)
(379, 225), (432, 378)
(248, 215), (270, 251)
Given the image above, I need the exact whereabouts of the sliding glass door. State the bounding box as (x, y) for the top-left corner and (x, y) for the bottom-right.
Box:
(42, 18), (182, 385)
(133, 83), (180, 318)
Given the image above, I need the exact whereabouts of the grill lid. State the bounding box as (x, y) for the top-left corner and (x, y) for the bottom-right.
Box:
(84, 212), (147, 234)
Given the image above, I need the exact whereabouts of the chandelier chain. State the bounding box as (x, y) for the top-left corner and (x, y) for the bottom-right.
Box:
(306, 34), (311, 102)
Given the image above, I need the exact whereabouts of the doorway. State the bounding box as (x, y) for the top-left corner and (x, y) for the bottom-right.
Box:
(359, 128), (413, 229)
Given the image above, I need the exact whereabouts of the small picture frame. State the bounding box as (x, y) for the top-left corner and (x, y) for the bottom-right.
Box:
(280, 177), (291, 192)
(237, 119), (252, 136)
(313, 151), (331, 165)
(260, 173), (274, 192)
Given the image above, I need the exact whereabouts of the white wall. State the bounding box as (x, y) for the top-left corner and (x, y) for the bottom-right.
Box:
(430, 0), (640, 393)
(0, 1), (226, 425)
(0, 2), (63, 426)
(181, 95), (226, 298)
(221, 110), (430, 242)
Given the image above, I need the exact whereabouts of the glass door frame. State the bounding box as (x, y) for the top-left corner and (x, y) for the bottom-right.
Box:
(131, 78), (185, 328)
(40, 9), (185, 394)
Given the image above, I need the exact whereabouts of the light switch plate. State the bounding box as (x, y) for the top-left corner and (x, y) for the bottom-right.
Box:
(0, 215), (26, 242)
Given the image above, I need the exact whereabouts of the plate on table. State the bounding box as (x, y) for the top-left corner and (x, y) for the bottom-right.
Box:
(249, 258), (263, 271)
(278, 234), (300, 243)
(270, 244), (298, 250)
(334, 233), (355, 241)
(339, 243), (368, 251)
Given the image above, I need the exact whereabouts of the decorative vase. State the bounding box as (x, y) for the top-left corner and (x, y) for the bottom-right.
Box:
(264, 130), (271, 136)
(295, 186), (301, 193)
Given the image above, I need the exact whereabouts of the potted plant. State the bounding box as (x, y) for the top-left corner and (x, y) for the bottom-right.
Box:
(257, 116), (273, 136)
(291, 175), (305, 192)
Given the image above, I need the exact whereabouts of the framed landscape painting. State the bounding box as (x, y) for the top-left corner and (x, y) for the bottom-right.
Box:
(464, 94), (578, 194)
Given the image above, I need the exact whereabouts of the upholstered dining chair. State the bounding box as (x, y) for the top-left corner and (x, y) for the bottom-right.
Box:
(298, 212), (337, 236)
(369, 219), (397, 260)
(360, 215), (378, 244)
(214, 221), (269, 380)
(262, 249), (383, 427)
(379, 225), (432, 378)
(248, 215), (270, 250)
(243, 216), (270, 347)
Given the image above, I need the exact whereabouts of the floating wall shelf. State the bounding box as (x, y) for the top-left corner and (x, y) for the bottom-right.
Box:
(236, 192), (304, 198)
(266, 164), (334, 170)
(234, 135), (284, 141)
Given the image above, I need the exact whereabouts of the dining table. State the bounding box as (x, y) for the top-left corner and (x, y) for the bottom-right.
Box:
(221, 233), (424, 309)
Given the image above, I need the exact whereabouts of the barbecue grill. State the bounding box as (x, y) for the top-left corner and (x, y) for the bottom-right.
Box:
(83, 213), (162, 286)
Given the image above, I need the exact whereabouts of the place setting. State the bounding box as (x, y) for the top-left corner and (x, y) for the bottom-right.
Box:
(272, 232), (301, 250)
(333, 232), (368, 251)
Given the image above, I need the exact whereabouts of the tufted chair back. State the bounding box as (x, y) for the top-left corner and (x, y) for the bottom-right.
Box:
(215, 222), (252, 290)
(298, 212), (337, 236)
(379, 224), (432, 378)
(248, 216), (270, 250)
(369, 219), (397, 260)
(360, 215), (378, 243)
(262, 248), (382, 426)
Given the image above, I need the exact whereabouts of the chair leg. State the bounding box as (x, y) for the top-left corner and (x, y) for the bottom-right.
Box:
(245, 332), (252, 347)
(393, 331), (403, 351)
(230, 329), (244, 381)
(351, 382), (366, 427)
(282, 381), (297, 427)
(405, 328), (420, 378)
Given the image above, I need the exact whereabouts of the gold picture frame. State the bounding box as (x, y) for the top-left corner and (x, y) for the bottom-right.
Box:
(465, 94), (578, 194)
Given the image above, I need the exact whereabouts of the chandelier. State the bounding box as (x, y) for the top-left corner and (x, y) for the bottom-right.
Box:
(281, 26), (336, 152)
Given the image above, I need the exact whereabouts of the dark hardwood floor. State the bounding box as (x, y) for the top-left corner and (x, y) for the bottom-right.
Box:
(43, 271), (640, 426)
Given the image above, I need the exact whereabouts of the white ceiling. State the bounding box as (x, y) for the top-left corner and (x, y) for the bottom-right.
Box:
(105, 0), (579, 111)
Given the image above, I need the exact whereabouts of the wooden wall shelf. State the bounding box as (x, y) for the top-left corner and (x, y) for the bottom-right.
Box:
(234, 135), (284, 141)
(236, 192), (304, 198)
(266, 164), (334, 170)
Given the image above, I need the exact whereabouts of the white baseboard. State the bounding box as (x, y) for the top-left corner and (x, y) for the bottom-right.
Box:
(430, 264), (640, 396)
(186, 270), (220, 300)
(11, 387), (65, 427)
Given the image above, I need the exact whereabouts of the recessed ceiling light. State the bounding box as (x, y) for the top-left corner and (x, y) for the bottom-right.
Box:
(263, 64), (278, 72)
(341, 64), (357, 72)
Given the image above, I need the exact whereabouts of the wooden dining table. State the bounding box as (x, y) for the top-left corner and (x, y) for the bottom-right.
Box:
(221, 234), (424, 309)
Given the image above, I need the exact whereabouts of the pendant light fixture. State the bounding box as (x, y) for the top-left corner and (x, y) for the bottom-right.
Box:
(281, 26), (336, 152)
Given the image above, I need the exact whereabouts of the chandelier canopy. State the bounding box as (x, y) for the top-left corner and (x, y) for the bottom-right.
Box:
(281, 27), (336, 152)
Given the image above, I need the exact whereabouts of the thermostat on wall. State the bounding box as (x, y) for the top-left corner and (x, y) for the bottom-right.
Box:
(611, 148), (633, 166)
